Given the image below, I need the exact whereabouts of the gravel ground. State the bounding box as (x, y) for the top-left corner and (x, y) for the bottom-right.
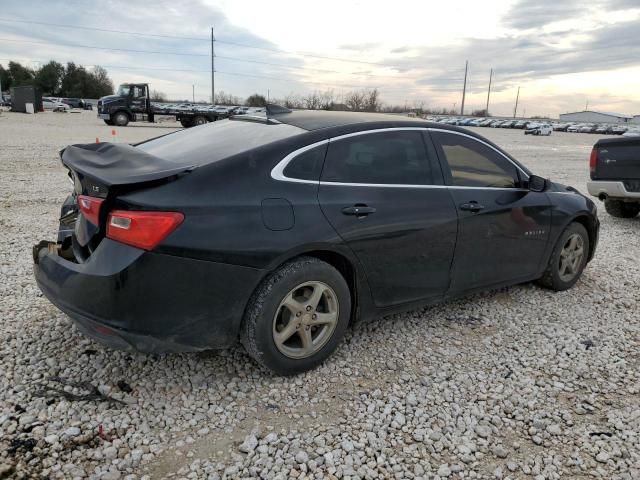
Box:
(0, 110), (638, 480)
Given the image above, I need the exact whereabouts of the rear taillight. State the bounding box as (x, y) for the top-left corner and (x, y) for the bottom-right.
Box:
(106, 210), (184, 251)
(77, 195), (104, 225)
(589, 147), (598, 174)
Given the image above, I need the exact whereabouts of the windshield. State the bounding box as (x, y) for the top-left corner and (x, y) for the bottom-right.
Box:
(117, 85), (131, 96)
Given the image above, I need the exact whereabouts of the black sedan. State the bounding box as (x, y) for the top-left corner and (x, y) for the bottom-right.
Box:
(34, 110), (599, 374)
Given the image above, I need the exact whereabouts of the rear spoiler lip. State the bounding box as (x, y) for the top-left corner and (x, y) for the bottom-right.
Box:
(60, 143), (196, 188)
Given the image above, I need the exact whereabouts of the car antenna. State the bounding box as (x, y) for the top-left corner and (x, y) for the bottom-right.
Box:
(265, 103), (292, 119)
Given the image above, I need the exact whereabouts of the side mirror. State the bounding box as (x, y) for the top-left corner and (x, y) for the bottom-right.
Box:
(528, 174), (547, 192)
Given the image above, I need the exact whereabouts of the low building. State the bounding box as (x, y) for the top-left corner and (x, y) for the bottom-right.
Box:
(10, 85), (43, 113)
(559, 110), (632, 124)
(632, 115), (640, 125)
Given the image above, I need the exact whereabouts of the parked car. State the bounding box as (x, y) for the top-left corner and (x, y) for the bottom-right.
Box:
(567, 124), (583, 133)
(579, 124), (597, 133)
(524, 123), (552, 136)
(42, 98), (70, 112)
(33, 111), (599, 374)
(622, 128), (640, 137)
(594, 125), (612, 134)
(611, 125), (628, 135)
(61, 98), (89, 109)
(553, 123), (569, 131)
(513, 120), (527, 129)
(587, 136), (640, 218)
(501, 120), (517, 128)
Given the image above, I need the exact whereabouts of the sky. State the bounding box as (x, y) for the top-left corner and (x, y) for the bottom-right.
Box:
(1, 0), (639, 117)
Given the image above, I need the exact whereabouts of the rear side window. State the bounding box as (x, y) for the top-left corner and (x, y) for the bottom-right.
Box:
(321, 130), (433, 185)
(432, 132), (519, 188)
(283, 144), (327, 181)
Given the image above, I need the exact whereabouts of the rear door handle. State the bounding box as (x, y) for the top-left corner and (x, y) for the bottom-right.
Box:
(342, 205), (376, 217)
(459, 201), (485, 212)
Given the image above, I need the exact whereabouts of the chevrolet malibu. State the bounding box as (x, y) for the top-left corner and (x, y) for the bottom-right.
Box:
(34, 110), (599, 375)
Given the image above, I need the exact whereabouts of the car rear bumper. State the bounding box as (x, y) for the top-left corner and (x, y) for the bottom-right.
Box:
(33, 238), (262, 353)
(587, 181), (640, 200)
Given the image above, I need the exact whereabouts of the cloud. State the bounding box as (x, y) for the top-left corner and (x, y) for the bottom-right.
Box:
(338, 42), (381, 51)
(0, 0), (310, 99)
(501, 0), (584, 29)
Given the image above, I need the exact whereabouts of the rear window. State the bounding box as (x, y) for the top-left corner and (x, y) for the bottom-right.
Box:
(137, 119), (306, 166)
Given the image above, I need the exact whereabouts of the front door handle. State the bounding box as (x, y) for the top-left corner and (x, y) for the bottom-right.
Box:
(459, 201), (485, 212)
(342, 205), (376, 217)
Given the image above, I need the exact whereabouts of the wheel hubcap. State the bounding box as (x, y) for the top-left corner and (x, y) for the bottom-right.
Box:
(272, 281), (339, 359)
(558, 233), (585, 282)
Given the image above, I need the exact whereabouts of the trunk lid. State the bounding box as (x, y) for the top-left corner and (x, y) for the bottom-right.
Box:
(60, 143), (195, 261)
(592, 137), (640, 181)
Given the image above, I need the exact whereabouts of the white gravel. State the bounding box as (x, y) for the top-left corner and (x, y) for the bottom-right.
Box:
(0, 110), (639, 479)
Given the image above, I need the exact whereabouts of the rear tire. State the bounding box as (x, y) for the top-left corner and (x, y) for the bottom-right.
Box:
(193, 115), (208, 126)
(604, 199), (640, 218)
(241, 257), (351, 375)
(112, 112), (129, 127)
(536, 222), (589, 291)
(180, 118), (193, 128)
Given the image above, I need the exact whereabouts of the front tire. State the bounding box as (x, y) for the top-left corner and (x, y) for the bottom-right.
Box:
(112, 112), (129, 127)
(536, 222), (589, 291)
(241, 257), (351, 375)
(604, 199), (640, 218)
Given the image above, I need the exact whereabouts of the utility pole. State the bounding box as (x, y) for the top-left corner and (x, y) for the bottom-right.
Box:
(585, 100), (589, 110)
(485, 68), (493, 116)
(211, 27), (215, 104)
(513, 86), (520, 118)
(192, 85), (195, 103)
(460, 60), (468, 116)
(267, 89), (270, 103)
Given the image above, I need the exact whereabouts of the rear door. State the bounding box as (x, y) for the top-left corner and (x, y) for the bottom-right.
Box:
(430, 130), (552, 292)
(318, 129), (458, 307)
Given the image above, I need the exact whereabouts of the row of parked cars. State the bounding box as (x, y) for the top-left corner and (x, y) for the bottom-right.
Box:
(151, 103), (265, 116)
(427, 116), (640, 137)
(42, 97), (94, 112)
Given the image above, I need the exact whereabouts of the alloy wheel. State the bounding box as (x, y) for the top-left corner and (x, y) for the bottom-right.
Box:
(558, 233), (585, 282)
(272, 281), (339, 359)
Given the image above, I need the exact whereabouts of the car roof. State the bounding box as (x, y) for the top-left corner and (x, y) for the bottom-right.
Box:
(271, 110), (435, 132)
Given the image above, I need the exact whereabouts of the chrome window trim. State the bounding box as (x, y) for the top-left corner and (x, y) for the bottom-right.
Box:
(270, 126), (529, 187)
(270, 139), (329, 184)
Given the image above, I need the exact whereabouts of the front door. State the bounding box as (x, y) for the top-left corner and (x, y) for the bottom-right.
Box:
(318, 129), (458, 307)
(130, 85), (147, 113)
(430, 130), (552, 293)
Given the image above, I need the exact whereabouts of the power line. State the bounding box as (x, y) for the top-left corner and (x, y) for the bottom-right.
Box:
(0, 37), (210, 57)
(0, 17), (405, 68)
(0, 37), (414, 79)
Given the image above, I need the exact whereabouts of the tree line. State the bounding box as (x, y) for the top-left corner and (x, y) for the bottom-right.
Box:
(1, 57), (461, 114)
(160, 88), (459, 115)
(0, 61), (114, 98)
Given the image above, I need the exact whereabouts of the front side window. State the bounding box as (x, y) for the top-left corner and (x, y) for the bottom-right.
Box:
(432, 132), (519, 188)
(321, 130), (433, 185)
